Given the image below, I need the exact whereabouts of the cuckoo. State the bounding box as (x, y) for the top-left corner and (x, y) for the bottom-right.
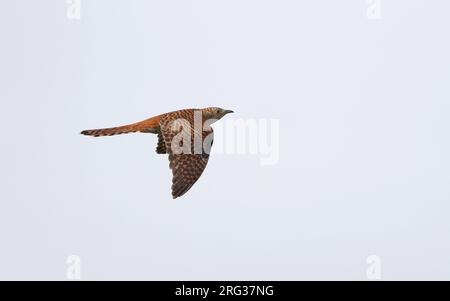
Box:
(81, 107), (234, 198)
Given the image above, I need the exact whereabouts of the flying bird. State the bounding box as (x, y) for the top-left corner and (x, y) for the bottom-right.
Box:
(81, 107), (234, 198)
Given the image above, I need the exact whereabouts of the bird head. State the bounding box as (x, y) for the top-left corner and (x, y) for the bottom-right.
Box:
(202, 107), (234, 122)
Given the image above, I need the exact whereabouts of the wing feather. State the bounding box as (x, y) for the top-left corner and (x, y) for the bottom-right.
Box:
(159, 110), (214, 198)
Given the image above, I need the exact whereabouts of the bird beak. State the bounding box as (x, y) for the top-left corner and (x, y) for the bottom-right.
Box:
(224, 110), (234, 115)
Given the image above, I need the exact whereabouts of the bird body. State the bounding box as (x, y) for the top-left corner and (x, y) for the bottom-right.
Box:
(81, 107), (233, 198)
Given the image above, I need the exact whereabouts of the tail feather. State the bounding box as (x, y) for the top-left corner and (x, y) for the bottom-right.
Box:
(81, 115), (163, 137)
(81, 124), (141, 137)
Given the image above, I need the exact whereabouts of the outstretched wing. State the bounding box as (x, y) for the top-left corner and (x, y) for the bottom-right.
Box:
(168, 154), (209, 198)
(159, 109), (214, 198)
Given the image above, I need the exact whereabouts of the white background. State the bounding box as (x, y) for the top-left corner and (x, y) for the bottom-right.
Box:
(0, 0), (449, 280)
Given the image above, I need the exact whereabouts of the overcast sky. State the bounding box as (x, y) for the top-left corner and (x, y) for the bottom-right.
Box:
(0, 0), (449, 280)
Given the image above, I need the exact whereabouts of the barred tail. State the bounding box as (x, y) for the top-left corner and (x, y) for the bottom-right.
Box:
(81, 115), (163, 137)
(80, 124), (141, 137)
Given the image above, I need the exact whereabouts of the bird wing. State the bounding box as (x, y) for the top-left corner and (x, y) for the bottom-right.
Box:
(159, 110), (214, 198)
(167, 154), (210, 198)
(156, 132), (167, 154)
